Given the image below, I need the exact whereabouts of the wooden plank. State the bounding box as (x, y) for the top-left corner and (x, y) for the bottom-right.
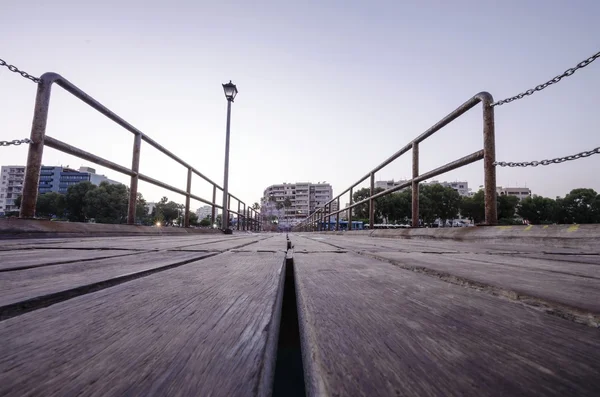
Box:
(0, 249), (137, 271)
(0, 251), (285, 396)
(294, 252), (600, 397)
(0, 235), (240, 251)
(289, 235), (346, 252)
(0, 251), (213, 308)
(171, 236), (266, 251)
(367, 251), (600, 313)
(231, 235), (287, 252)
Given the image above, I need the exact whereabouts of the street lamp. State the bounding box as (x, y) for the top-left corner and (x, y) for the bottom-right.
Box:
(221, 80), (238, 234)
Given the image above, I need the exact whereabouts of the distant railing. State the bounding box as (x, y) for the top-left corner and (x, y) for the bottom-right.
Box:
(20, 72), (260, 231)
(294, 92), (497, 231)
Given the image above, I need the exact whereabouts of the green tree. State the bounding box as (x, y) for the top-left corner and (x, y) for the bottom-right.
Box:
(189, 211), (199, 226)
(199, 217), (211, 227)
(378, 189), (411, 224)
(84, 182), (129, 224)
(65, 181), (97, 222)
(517, 196), (556, 224)
(498, 194), (520, 222)
(153, 197), (181, 226)
(460, 190), (485, 224)
(36, 192), (66, 218)
(13, 195), (22, 209)
(560, 188), (600, 224)
(352, 187), (385, 221)
(135, 192), (149, 225)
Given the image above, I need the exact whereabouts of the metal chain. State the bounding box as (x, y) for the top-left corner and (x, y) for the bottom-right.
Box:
(0, 58), (40, 83)
(492, 50), (600, 107)
(0, 138), (32, 147)
(495, 146), (600, 167)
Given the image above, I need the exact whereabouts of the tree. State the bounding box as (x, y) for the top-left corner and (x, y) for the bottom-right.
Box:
(13, 195), (22, 209)
(560, 188), (600, 224)
(152, 197), (181, 226)
(378, 189), (411, 224)
(498, 194), (520, 222)
(135, 192), (149, 225)
(517, 196), (556, 224)
(84, 182), (129, 224)
(199, 217), (211, 227)
(460, 190), (485, 224)
(252, 202), (261, 211)
(352, 187), (385, 222)
(65, 181), (97, 222)
(417, 184), (461, 226)
(36, 192), (66, 218)
(189, 211), (199, 226)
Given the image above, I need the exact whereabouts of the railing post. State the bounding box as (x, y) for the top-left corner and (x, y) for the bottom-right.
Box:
(227, 193), (232, 229)
(237, 201), (241, 231)
(327, 203), (332, 231)
(20, 79), (53, 219)
(184, 167), (192, 228)
(480, 93), (498, 225)
(411, 142), (419, 228)
(348, 187), (353, 231)
(369, 173), (375, 229)
(335, 197), (340, 231)
(127, 133), (142, 225)
(211, 185), (217, 226)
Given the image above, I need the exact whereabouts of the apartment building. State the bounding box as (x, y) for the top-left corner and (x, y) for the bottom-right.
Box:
(0, 165), (121, 215)
(497, 186), (532, 200)
(262, 182), (335, 227)
(0, 166), (25, 214)
(196, 205), (213, 220)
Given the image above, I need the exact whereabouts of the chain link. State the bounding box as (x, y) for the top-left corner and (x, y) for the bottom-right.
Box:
(0, 58), (40, 83)
(492, 51), (600, 107)
(0, 138), (32, 147)
(495, 146), (600, 167)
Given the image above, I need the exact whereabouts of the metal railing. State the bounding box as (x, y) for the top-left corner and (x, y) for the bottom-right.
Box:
(19, 72), (261, 231)
(295, 92), (497, 231)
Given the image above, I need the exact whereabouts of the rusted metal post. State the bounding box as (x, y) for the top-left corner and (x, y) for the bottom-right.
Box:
(411, 142), (419, 228)
(227, 193), (232, 229)
(211, 185), (217, 226)
(327, 203), (332, 231)
(480, 93), (498, 225)
(237, 201), (241, 231)
(369, 173), (375, 229)
(127, 133), (142, 224)
(184, 167), (192, 228)
(20, 78), (53, 218)
(348, 187), (353, 231)
(335, 197), (340, 231)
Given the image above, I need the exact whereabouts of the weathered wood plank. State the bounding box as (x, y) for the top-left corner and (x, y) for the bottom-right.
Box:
(294, 251), (600, 397)
(232, 235), (287, 252)
(289, 235), (346, 252)
(0, 251), (285, 396)
(0, 251), (213, 308)
(367, 251), (600, 313)
(170, 236), (267, 251)
(0, 249), (137, 271)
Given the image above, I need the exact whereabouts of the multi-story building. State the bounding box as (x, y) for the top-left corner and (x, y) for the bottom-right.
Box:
(497, 186), (531, 200)
(0, 165), (121, 215)
(0, 166), (26, 214)
(196, 205), (213, 221)
(262, 182), (335, 228)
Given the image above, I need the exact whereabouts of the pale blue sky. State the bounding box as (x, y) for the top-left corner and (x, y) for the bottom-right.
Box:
(1, 0), (599, 210)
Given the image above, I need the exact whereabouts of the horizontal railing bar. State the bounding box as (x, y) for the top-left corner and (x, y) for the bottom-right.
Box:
(50, 74), (225, 191)
(305, 94), (485, 222)
(302, 150), (484, 223)
(44, 136), (135, 177)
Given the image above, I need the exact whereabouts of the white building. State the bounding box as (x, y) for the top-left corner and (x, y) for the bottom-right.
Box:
(196, 205), (213, 220)
(0, 166), (25, 215)
(262, 182), (335, 228)
(497, 186), (531, 200)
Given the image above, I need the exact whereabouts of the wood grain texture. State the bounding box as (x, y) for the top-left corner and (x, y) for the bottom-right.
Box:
(365, 251), (600, 313)
(0, 249), (136, 271)
(293, 251), (600, 397)
(0, 251), (286, 397)
(0, 251), (212, 307)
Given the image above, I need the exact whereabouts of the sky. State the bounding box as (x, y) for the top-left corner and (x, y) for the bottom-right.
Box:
(1, 0), (599, 211)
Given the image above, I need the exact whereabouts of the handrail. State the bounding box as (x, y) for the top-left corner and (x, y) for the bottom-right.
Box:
(295, 92), (497, 231)
(20, 72), (260, 231)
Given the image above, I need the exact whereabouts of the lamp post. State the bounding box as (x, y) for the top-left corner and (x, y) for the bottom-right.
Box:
(222, 80), (238, 233)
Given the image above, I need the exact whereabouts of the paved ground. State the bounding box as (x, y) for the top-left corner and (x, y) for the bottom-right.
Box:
(0, 233), (598, 396)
